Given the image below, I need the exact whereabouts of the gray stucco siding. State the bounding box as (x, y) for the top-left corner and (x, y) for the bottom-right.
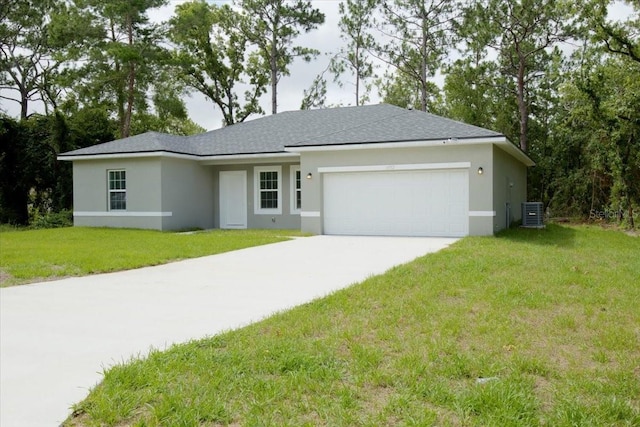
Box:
(492, 145), (527, 232)
(159, 157), (215, 230)
(72, 158), (164, 230)
(299, 144), (495, 236)
(211, 163), (301, 230)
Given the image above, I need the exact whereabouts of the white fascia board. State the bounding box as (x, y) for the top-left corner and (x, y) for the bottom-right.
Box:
(284, 136), (507, 153)
(494, 140), (536, 167)
(318, 162), (471, 174)
(57, 152), (196, 161)
(199, 152), (299, 165)
(58, 151), (302, 165)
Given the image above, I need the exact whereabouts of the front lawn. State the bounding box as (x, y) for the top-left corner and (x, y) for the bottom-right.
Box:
(0, 227), (301, 287)
(66, 225), (640, 426)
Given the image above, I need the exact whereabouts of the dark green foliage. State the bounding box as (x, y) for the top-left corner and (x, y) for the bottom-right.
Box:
(29, 209), (73, 229)
(0, 110), (116, 226)
(168, 1), (268, 125)
(0, 116), (30, 224)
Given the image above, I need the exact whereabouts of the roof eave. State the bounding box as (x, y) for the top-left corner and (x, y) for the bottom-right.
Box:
(284, 136), (535, 167)
(57, 150), (300, 164)
(57, 151), (197, 161)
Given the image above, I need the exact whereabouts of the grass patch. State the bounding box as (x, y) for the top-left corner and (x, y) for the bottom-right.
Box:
(63, 224), (640, 426)
(0, 227), (302, 287)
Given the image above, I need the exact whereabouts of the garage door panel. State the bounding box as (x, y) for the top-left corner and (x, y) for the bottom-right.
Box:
(323, 169), (468, 237)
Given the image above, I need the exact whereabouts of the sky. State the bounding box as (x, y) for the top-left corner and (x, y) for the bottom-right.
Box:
(1, 1), (634, 131)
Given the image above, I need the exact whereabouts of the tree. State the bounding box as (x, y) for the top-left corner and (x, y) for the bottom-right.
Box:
(588, 0), (640, 63)
(50, 0), (169, 138)
(376, 0), (457, 112)
(378, 69), (443, 113)
(169, 1), (268, 126)
(0, 112), (71, 224)
(479, 0), (572, 152)
(443, 59), (502, 130)
(0, 0), (62, 119)
(238, 0), (325, 114)
(300, 73), (327, 109)
(331, 0), (377, 106)
(444, 0), (501, 129)
(0, 115), (30, 223)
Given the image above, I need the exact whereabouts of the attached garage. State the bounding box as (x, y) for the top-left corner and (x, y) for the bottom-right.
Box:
(322, 166), (469, 237)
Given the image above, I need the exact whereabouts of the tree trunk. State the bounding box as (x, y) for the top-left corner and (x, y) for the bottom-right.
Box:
(420, 13), (428, 112)
(123, 63), (135, 138)
(517, 59), (528, 152)
(122, 13), (135, 138)
(355, 43), (360, 106)
(20, 93), (28, 120)
(270, 30), (278, 115)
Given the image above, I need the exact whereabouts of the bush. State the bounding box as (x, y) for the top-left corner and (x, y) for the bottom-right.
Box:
(29, 209), (73, 229)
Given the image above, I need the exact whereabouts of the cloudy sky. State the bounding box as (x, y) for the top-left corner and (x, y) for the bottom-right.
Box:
(1, 1), (634, 131)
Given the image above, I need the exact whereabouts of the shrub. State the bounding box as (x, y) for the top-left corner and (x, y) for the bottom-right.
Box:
(29, 209), (73, 229)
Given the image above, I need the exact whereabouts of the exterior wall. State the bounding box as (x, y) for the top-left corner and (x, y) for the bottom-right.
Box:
(72, 158), (164, 229)
(492, 145), (528, 232)
(299, 144), (495, 236)
(160, 157), (215, 230)
(70, 145), (527, 234)
(211, 163), (301, 230)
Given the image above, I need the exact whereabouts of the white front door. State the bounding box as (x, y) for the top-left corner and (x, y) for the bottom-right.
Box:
(219, 171), (247, 229)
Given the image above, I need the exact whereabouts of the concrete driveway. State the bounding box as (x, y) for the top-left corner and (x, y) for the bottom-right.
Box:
(0, 235), (457, 426)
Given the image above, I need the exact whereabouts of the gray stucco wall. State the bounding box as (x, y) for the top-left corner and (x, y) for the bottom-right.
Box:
(72, 158), (164, 229)
(298, 144), (495, 236)
(492, 145), (528, 232)
(211, 163), (301, 230)
(72, 157), (301, 231)
(160, 157), (215, 230)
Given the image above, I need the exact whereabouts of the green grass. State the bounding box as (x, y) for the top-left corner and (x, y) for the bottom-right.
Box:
(0, 227), (302, 287)
(63, 224), (640, 426)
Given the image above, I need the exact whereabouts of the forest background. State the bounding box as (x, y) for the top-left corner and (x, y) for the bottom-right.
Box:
(0, 0), (638, 229)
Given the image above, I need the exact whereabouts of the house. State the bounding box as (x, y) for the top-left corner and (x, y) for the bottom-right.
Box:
(58, 104), (534, 237)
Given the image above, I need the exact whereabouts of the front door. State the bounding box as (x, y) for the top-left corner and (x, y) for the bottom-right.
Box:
(219, 171), (247, 229)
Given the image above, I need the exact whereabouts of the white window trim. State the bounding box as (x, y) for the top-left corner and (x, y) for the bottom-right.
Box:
(107, 169), (126, 211)
(254, 166), (282, 215)
(290, 165), (301, 214)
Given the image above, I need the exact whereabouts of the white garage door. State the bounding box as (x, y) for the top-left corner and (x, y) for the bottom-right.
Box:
(323, 169), (469, 237)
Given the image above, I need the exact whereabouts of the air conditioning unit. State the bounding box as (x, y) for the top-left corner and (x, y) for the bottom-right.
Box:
(522, 202), (544, 228)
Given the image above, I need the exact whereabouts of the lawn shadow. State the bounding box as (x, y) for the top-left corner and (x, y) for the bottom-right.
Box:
(497, 223), (577, 248)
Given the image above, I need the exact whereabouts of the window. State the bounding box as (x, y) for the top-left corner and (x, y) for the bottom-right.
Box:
(108, 170), (126, 210)
(290, 165), (301, 214)
(254, 166), (281, 214)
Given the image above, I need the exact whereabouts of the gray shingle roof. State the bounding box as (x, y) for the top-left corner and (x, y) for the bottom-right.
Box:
(59, 132), (191, 156)
(59, 104), (503, 158)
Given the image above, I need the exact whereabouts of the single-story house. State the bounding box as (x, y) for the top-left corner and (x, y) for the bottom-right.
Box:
(58, 104), (534, 237)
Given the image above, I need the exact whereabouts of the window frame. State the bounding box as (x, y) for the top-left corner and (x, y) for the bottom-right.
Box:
(254, 166), (282, 215)
(107, 169), (127, 211)
(290, 165), (302, 214)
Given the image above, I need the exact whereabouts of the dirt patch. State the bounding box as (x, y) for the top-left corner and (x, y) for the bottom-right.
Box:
(0, 269), (13, 286)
